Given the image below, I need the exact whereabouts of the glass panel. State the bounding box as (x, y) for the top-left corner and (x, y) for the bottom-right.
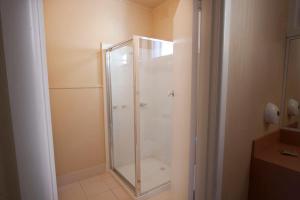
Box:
(138, 38), (173, 193)
(283, 39), (300, 129)
(108, 43), (136, 188)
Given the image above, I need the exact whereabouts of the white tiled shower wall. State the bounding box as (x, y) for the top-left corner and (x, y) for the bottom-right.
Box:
(139, 52), (173, 166)
(110, 41), (173, 168)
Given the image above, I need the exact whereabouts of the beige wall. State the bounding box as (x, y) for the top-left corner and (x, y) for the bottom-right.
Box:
(222, 0), (289, 199)
(49, 89), (105, 176)
(44, 0), (179, 177)
(171, 0), (193, 199)
(152, 0), (179, 40)
(44, 0), (154, 176)
(44, 0), (153, 88)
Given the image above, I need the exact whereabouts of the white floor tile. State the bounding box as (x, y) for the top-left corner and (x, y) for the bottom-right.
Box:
(87, 191), (118, 200)
(58, 182), (86, 200)
(116, 158), (170, 192)
(111, 187), (132, 200)
(147, 191), (171, 200)
(104, 176), (120, 189)
(58, 171), (169, 200)
(80, 176), (110, 197)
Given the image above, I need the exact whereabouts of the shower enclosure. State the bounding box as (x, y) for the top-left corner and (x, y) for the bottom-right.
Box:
(105, 36), (173, 196)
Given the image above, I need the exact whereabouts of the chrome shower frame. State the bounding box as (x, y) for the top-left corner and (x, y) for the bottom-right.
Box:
(104, 36), (172, 198)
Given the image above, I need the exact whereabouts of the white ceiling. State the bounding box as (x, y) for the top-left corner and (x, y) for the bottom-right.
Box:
(129, 0), (166, 8)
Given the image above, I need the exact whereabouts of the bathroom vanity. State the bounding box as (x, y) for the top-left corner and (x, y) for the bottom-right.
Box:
(249, 129), (300, 200)
(249, 16), (300, 199)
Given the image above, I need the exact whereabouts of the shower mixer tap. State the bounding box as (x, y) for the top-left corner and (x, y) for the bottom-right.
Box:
(140, 102), (147, 107)
(112, 105), (118, 110)
(168, 90), (175, 97)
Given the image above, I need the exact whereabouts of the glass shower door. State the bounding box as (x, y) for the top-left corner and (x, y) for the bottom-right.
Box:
(106, 37), (173, 195)
(107, 41), (136, 189)
(137, 37), (173, 193)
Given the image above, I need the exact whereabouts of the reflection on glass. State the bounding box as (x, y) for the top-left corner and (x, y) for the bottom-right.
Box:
(107, 38), (173, 194)
(284, 38), (300, 129)
(138, 38), (173, 193)
(109, 43), (136, 188)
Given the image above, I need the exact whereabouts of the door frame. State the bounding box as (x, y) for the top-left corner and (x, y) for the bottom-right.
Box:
(192, 0), (231, 199)
(104, 39), (138, 194)
(0, 0), (58, 199)
(4, 0), (230, 199)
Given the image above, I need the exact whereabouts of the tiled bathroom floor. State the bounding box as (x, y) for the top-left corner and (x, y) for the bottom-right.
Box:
(58, 172), (170, 200)
(116, 158), (170, 193)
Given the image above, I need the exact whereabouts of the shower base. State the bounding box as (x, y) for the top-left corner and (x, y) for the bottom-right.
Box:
(115, 157), (170, 194)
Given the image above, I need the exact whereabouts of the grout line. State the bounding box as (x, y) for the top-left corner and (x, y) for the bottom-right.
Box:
(59, 173), (134, 200)
(78, 181), (89, 200)
(80, 173), (124, 200)
(110, 188), (120, 200)
(107, 174), (122, 200)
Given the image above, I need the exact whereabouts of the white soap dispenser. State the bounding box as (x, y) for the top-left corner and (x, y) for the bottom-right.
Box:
(287, 98), (299, 117)
(264, 103), (280, 124)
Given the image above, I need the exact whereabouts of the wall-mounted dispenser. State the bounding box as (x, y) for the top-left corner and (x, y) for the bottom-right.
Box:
(287, 98), (300, 116)
(264, 103), (280, 124)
